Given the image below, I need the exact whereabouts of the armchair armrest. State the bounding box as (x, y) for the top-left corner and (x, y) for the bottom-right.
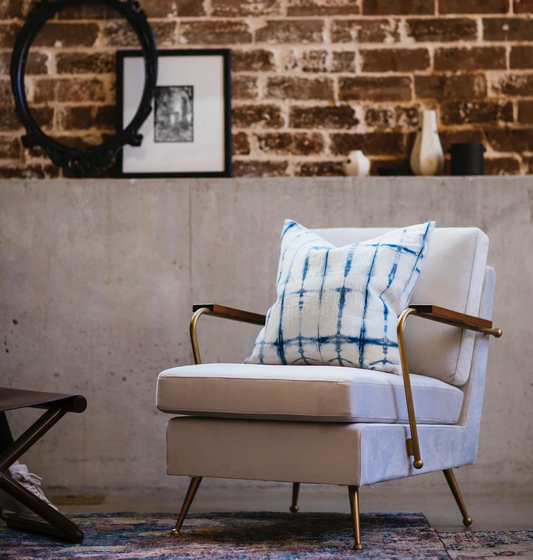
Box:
(408, 305), (502, 337)
(190, 304), (266, 365)
(397, 305), (502, 471)
(192, 304), (266, 326)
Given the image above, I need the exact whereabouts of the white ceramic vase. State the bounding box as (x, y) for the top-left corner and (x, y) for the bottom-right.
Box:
(410, 110), (444, 176)
(343, 150), (370, 177)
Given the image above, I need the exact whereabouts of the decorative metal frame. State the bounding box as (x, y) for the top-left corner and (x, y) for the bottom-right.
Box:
(10, 0), (158, 177)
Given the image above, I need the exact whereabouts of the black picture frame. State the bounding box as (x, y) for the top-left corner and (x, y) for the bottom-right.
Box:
(116, 49), (232, 178)
(10, 0), (158, 178)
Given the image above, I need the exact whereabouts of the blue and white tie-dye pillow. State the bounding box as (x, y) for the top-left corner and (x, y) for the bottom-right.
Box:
(245, 220), (435, 374)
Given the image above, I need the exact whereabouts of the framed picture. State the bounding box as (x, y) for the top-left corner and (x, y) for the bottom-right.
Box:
(116, 49), (232, 178)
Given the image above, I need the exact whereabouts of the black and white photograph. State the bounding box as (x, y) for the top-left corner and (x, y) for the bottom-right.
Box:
(154, 85), (194, 143)
(116, 49), (231, 178)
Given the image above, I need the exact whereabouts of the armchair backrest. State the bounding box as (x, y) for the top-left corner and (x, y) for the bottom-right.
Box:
(314, 227), (490, 387)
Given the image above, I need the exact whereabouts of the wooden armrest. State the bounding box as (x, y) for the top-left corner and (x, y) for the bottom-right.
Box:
(192, 304), (266, 326)
(408, 304), (501, 337)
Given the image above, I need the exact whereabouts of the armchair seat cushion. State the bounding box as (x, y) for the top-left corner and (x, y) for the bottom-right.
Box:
(156, 363), (463, 425)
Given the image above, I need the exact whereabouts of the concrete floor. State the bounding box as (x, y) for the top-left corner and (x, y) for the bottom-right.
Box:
(55, 480), (533, 533)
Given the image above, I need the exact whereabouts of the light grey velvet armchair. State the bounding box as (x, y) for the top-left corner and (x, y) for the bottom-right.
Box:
(156, 227), (501, 550)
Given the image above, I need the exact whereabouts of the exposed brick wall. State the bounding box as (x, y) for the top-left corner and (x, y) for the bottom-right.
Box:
(1, 0), (533, 177)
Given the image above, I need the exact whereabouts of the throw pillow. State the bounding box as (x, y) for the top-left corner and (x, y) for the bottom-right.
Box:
(245, 220), (435, 374)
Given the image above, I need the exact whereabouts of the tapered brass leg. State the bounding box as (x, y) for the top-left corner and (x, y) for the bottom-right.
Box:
(348, 486), (363, 550)
(171, 476), (203, 535)
(443, 469), (473, 527)
(290, 482), (300, 513)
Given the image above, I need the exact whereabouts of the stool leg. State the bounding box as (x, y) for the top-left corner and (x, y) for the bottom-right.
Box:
(172, 476), (202, 535)
(443, 469), (473, 527)
(348, 485), (363, 550)
(290, 482), (300, 513)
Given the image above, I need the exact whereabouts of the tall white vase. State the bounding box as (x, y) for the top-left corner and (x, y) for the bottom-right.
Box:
(410, 110), (444, 176)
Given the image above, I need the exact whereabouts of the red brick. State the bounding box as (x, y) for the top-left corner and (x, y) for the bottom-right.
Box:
(139, 0), (179, 17)
(213, 0), (281, 16)
(56, 5), (110, 19)
(0, 52), (47, 75)
(439, 129), (485, 152)
(492, 74), (533, 96)
(440, 101), (513, 125)
(180, 21), (251, 44)
(514, 0), (533, 12)
(104, 20), (177, 46)
(485, 129), (533, 153)
(233, 159), (288, 177)
(33, 23), (99, 47)
(175, 0), (206, 16)
(0, 79), (12, 103)
(232, 104), (284, 128)
(56, 53), (115, 74)
(299, 50), (328, 73)
(363, 0), (434, 14)
(256, 20), (323, 44)
(365, 105), (420, 128)
(257, 132), (325, 155)
(296, 161), (344, 176)
(0, 1), (30, 19)
(365, 107), (395, 128)
(331, 19), (400, 43)
(415, 74), (487, 100)
(266, 76), (334, 100)
(232, 132), (250, 155)
(332, 52), (356, 72)
(232, 76), (259, 99)
(439, 0), (509, 12)
(232, 50), (275, 72)
(0, 23), (20, 48)
(339, 76), (412, 102)
(518, 100), (533, 124)
(483, 18), (533, 40)
(288, 0), (361, 16)
(434, 47), (506, 71)
(331, 132), (404, 156)
(289, 105), (359, 129)
(485, 157), (521, 175)
(33, 78), (106, 104)
(511, 46), (533, 69)
(58, 106), (115, 131)
(0, 137), (20, 159)
(361, 48), (429, 73)
(0, 164), (60, 179)
(0, 106), (53, 131)
(406, 18), (477, 42)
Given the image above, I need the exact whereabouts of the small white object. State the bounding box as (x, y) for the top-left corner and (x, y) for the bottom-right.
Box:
(343, 150), (371, 177)
(410, 110), (444, 176)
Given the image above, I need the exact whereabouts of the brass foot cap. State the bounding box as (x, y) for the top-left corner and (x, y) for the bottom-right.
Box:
(289, 505), (299, 513)
(171, 529), (181, 536)
(413, 459), (424, 469)
(353, 544), (363, 550)
(463, 517), (473, 527)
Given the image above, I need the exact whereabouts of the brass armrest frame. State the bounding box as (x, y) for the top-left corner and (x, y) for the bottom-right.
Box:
(190, 304), (266, 365)
(398, 305), (502, 470)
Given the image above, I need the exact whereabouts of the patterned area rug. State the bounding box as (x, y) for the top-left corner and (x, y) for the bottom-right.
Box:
(0, 512), (532, 559)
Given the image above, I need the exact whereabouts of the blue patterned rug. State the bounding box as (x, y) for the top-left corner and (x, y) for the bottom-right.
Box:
(0, 512), (531, 559)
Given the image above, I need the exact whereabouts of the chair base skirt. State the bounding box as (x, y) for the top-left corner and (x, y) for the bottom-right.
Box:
(166, 416), (477, 487)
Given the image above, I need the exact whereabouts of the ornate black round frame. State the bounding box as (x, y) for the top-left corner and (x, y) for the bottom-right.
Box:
(10, 0), (158, 177)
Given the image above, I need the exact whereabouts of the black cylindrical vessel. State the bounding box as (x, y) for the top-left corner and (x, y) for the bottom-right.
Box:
(450, 143), (485, 176)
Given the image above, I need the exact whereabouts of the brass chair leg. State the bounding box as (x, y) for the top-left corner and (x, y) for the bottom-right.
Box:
(348, 485), (363, 550)
(171, 476), (203, 535)
(443, 469), (473, 527)
(289, 482), (300, 513)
